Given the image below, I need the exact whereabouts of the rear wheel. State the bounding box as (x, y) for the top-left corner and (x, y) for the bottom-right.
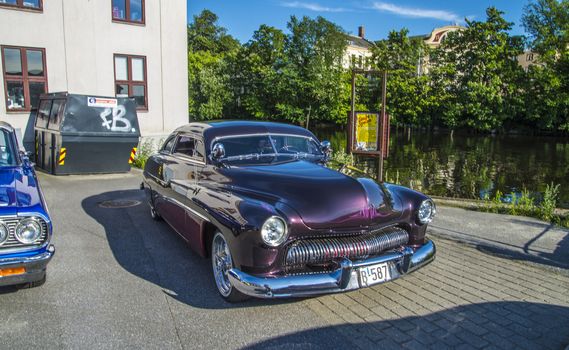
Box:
(211, 231), (248, 302)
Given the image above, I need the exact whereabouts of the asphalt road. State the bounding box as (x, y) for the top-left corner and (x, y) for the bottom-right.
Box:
(1, 170), (568, 349)
(0, 171), (346, 349)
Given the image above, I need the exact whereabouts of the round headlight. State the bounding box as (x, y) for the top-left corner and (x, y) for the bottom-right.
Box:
(261, 216), (288, 247)
(0, 222), (8, 245)
(417, 200), (436, 224)
(15, 218), (42, 244)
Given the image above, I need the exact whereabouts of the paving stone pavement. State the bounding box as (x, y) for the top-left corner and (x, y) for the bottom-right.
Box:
(298, 238), (569, 350)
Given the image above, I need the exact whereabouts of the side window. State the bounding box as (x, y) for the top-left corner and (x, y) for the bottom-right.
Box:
(173, 135), (204, 160)
(161, 136), (176, 153)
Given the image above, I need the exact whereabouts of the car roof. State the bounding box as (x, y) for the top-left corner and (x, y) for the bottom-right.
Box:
(0, 121), (14, 132)
(174, 120), (318, 143)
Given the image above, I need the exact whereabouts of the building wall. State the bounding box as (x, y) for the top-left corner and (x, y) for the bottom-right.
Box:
(343, 45), (374, 69)
(0, 0), (188, 149)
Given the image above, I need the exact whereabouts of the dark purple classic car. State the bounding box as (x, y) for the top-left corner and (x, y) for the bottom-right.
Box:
(142, 121), (435, 301)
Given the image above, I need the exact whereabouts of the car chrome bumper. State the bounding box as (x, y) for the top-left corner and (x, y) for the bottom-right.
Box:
(0, 245), (55, 287)
(228, 239), (435, 298)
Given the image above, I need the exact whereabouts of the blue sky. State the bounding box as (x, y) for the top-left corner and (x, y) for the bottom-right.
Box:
(187, 0), (528, 43)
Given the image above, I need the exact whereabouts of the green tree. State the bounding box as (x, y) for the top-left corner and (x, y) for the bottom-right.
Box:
(522, 0), (569, 131)
(187, 9), (240, 53)
(234, 25), (288, 119)
(187, 10), (240, 120)
(372, 29), (436, 126)
(279, 16), (349, 125)
(430, 7), (525, 131)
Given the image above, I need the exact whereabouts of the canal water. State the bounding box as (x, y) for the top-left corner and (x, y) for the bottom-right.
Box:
(314, 127), (569, 208)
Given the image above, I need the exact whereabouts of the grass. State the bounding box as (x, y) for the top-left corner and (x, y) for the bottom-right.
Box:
(131, 138), (162, 169)
(474, 182), (568, 228)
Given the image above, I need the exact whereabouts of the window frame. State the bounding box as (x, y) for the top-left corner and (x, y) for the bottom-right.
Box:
(113, 53), (148, 111)
(111, 0), (145, 25)
(160, 134), (177, 154)
(173, 134), (205, 163)
(0, 0), (42, 12)
(1, 45), (48, 112)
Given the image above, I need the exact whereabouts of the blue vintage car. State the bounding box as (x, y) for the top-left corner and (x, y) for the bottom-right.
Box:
(0, 121), (54, 288)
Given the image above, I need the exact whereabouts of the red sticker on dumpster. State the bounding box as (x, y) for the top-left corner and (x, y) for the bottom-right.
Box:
(87, 97), (117, 108)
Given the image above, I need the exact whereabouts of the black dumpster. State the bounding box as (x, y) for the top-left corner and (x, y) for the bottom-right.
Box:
(34, 92), (140, 174)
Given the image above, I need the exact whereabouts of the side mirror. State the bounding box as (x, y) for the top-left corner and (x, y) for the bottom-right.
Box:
(211, 143), (225, 161)
(19, 150), (34, 167)
(320, 140), (332, 157)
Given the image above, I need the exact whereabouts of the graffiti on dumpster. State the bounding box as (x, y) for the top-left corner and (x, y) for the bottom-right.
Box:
(100, 106), (136, 133)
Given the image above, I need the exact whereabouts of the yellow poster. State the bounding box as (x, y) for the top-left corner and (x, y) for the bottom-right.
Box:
(355, 112), (378, 151)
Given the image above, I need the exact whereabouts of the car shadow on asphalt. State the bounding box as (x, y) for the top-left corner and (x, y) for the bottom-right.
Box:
(242, 301), (569, 349)
(81, 189), (298, 309)
(429, 225), (569, 271)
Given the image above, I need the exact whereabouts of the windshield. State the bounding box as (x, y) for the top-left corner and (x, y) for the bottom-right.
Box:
(213, 134), (323, 164)
(0, 129), (17, 167)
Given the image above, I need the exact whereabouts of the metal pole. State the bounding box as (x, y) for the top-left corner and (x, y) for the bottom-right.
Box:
(378, 71), (388, 182)
(349, 70), (356, 153)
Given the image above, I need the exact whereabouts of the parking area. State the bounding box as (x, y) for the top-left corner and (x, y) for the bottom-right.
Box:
(1, 171), (568, 349)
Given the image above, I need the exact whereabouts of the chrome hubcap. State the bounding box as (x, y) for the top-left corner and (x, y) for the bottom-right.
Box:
(212, 233), (233, 297)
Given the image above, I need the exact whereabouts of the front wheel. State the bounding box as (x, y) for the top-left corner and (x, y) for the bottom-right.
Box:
(211, 232), (248, 302)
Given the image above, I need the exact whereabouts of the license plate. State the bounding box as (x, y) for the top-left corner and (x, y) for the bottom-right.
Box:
(358, 262), (391, 287)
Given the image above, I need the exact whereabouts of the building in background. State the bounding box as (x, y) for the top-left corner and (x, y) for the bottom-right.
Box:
(0, 0), (188, 150)
(343, 26), (375, 69)
(414, 25), (463, 75)
(517, 50), (541, 71)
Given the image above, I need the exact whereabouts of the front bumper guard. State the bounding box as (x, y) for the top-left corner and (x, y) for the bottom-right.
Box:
(0, 244), (55, 287)
(228, 239), (435, 298)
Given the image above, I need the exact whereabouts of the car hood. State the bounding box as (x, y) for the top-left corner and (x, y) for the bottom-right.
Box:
(219, 161), (400, 229)
(0, 167), (42, 212)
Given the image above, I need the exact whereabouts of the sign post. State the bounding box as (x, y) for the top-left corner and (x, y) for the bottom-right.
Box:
(348, 69), (389, 182)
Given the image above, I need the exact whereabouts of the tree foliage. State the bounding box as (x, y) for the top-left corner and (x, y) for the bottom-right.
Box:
(186, 6), (569, 133)
(522, 0), (569, 131)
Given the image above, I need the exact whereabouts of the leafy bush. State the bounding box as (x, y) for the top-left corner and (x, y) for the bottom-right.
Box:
(539, 183), (560, 222)
(132, 138), (162, 169)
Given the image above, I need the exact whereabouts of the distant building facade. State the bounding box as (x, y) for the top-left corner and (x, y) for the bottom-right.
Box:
(517, 51), (541, 71)
(414, 25), (463, 75)
(0, 0), (188, 150)
(343, 26), (375, 69)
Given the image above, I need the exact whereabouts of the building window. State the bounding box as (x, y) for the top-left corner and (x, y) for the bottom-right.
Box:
(112, 0), (144, 24)
(1, 46), (47, 112)
(0, 0), (42, 11)
(114, 54), (147, 110)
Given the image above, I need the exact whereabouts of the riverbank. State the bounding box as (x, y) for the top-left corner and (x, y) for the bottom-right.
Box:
(432, 196), (569, 228)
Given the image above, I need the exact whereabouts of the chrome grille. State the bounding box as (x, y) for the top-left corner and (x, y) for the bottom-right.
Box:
(0, 217), (49, 250)
(285, 226), (409, 266)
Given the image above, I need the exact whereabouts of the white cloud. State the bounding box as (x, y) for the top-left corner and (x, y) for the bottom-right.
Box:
(281, 1), (351, 13)
(371, 2), (463, 22)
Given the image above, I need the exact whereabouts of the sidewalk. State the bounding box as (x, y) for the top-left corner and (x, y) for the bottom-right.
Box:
(429, 205), (569, 271)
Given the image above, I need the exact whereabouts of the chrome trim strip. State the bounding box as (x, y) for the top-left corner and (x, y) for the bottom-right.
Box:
(172, 153), (206, 165)
(165, 197), (210, 222)
(228, 239), (435, 298)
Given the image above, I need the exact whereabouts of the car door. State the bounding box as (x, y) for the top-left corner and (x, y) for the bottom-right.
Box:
(148, 134), (182, 229)
(168, 134), (207, 247)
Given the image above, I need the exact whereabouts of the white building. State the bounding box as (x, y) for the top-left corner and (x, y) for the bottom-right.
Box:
(0, 0), (188, 149)
(343, 26), (375, 69)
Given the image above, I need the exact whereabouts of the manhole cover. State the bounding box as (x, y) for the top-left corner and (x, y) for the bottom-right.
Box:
(98, 200), (141, 208)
